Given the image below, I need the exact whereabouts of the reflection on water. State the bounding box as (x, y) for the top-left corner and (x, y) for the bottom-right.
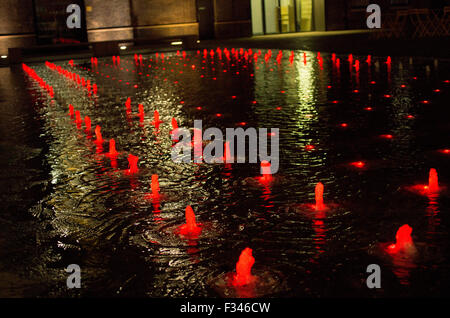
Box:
(2, 49), (450, 297)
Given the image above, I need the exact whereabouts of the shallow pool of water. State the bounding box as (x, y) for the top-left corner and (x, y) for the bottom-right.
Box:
(2, 49), (450, 297)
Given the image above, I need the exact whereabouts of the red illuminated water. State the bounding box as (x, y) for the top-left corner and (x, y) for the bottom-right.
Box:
(224, 141), (232, 162)
(125, 97), (131, 112)
(171, 117), (178, 131)
(178, 205), (202, 237)
(351, 161), (366, 169)
(387, 224), (417, 255)
(169, 117), (179, 137)
(84, 116), (91, 131)
(152, 110), (162, 130)
(428, 168), (439, 193)
(150, 174), (160, 201)
(259, 161), (273, 184)
(409, 168), (442, 195)
(108, 139), (118, 157)
(94, 125), (103, 143)
(75, 110), (82, 124)
(127, 154), (139, 174)
(315, 182), (325, 211)
(232, 247), (256, 286)
(17, 50), (450, 298)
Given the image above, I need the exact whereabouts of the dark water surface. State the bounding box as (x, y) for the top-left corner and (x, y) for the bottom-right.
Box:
(1, 49), (450, 297)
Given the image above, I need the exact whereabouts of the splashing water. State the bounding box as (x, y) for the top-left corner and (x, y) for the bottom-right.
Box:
(108, 139), (118, 157)
(94, 125), (103, 143)
(428, 168), (439, 193)
(151, 174), (160, 198)
(75, 110), (82, 124)
(315, 182), (325, 211)
(125, 97), (131, 112)
(224, 141), (232, 162)
(387, 224), (416, 254)
(127, 154), (139, 174)
(178, 206), (202, 236)
(171, 117), (178, 130)
(233, 248), (256, 286)
(260, 161), (272, 183)
(84, 116), (91, 131)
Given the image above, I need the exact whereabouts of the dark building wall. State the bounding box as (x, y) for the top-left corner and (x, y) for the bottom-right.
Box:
(131, 0), (198, 39)
(325, 0), (348, 30)
(214, 0), (252, 38)
(86, 0), (199, 41)
(0, 0), (36, 55)
(86, 0), (133, 41)
(336, 0), (450, 31)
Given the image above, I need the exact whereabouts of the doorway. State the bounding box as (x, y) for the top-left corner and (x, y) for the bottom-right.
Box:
(251, 0), (325, 35)
(197, 0), (215, 40)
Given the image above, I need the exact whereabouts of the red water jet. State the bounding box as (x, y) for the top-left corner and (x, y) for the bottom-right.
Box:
(387, 224), (415, 254)
(84, 116), (91, 131)
(125, 97), (131, 112)
(428, 168), (439, 193)
(108, 139), (118, 157)
(152, 110), (162, 130)
(94, 125), (103, 143)
(178, 206), (202, 236)
(354, 60), (360, 72)
(232, 248), (256, 287)
(172, 117), (178, 130)
(315, 182), (325, 211)
(138, 104), (144, 121)
(75, 110), (82, 124)
(409, 168), (442, 196)
(127, 154), (139, 174)
(224, 141), (232, 162)
(151, 174), (160, 198)
(260, 160), (273, 183)
(170, 117), (179, 136)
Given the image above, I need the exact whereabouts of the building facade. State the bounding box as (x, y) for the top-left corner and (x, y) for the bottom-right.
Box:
(0, 0), (448, 55)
